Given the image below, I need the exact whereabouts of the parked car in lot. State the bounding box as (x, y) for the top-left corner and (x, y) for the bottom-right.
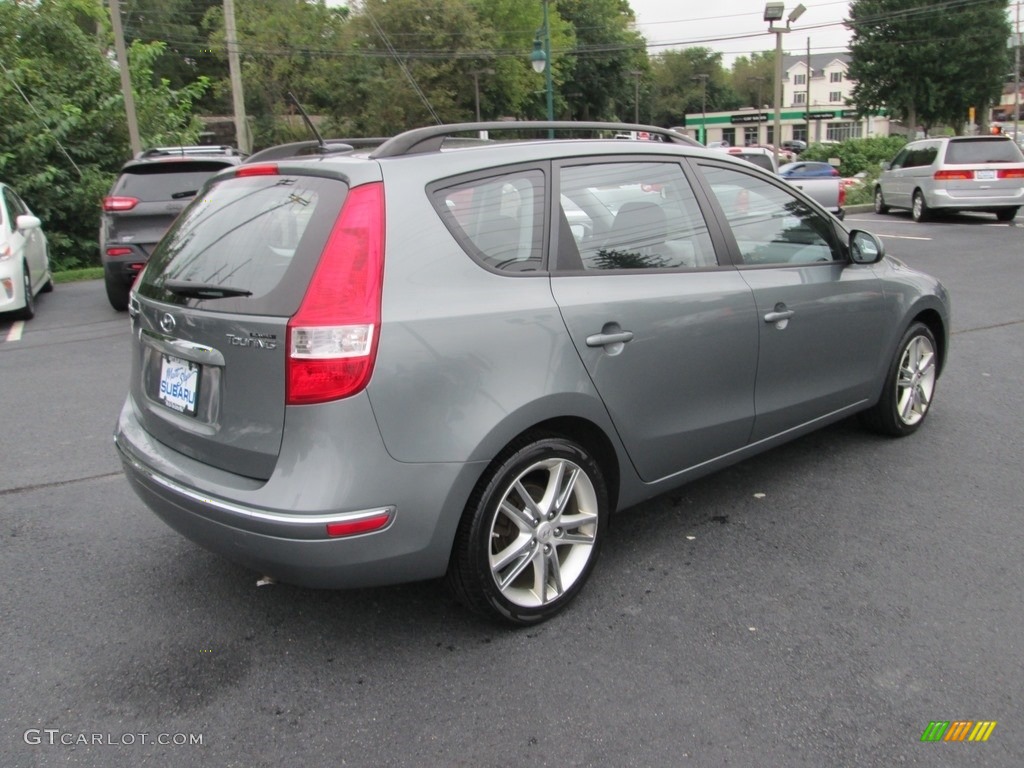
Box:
(874, 135), (1024, 222)
(0, 181), (52, 320)
(100, 145), (245, 311)
(782, 139), (808, 154)
(115, 121), (950, 625)
(778, 161), (841, 178)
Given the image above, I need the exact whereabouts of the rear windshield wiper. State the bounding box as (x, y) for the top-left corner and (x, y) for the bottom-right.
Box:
(163, 279), (253, 299)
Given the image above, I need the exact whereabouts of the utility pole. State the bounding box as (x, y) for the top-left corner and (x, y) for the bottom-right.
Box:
(108, 0), (142, 156)
(805, 38), (811, 144)
(224, 0), (250, 153)
(1016, 2), (1021, 141)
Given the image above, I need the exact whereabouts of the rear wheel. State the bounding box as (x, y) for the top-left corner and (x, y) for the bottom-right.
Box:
(873, 186), (889, 214)
(911, 190), (930, 222)
(995, 207), (1018, 222)
(447, 434), (608, 625)
(104, 270), (130, 312)
(861, 322), (938, 437)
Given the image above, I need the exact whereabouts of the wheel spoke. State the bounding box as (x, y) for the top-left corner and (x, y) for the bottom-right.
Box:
(533, 546), (564, 604)
(500, 497), (537, 532)
(491, 532), (534, 573)
(552, 463), (581, 518)
(493, 539), (538, 591)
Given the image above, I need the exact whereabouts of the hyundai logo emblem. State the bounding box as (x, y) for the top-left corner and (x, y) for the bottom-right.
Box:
(159, 313), (177, 334)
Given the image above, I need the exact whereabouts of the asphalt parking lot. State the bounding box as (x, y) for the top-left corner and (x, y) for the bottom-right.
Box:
(2, 211), (1022, 767)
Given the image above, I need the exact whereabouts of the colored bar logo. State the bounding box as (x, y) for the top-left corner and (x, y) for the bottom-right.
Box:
(921, 721), (997, 742)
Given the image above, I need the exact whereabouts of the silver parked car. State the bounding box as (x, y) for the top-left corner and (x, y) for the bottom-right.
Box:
(115, 122), (950, 624)
(874, 135), (1024, 221)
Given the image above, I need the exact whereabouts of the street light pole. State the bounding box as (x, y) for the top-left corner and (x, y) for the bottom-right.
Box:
(692, 74), (709, 144)
(530, 0), (554, 123)
(630, 70), (643, 123)
(764, 2), (805, 166)
(748, 75), (767, 144)
(470, 69), (494, 122)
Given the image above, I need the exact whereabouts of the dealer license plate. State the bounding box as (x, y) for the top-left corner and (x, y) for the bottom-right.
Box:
(975, 169), (996, 180)
(159, 354), (200, 415)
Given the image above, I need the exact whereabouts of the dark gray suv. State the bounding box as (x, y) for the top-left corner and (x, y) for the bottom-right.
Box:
(115, 122), (950, 624)
(100, 145), (244, 310)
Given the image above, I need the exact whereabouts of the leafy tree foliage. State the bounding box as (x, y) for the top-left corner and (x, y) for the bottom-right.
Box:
(648, 48), (736, 128)
(848, 0), (1011, 133)
(0, 0), (212, 269)
(728, 52), (776, 110)
(557, 0), (647, 121)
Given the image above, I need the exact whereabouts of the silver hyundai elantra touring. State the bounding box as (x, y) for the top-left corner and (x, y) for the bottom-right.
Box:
(116, 123), (950, 624)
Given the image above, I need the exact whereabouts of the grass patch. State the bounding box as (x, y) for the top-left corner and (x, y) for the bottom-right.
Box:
(54, 267), (104, 283)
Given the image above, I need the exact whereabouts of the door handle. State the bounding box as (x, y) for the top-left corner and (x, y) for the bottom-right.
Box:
(586, 330), (634, 347)
(763, 309), (794, 323)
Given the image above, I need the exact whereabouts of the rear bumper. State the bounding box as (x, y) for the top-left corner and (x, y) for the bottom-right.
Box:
(114, 396), (486, 588)
(928, 187), (1024, 210)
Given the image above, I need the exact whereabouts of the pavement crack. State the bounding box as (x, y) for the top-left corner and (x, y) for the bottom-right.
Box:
(0, 471), (124, 496)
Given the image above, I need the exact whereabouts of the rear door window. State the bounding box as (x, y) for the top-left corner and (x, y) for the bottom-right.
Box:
(137, 173), (347, 316)
(557, 161), (718, 271)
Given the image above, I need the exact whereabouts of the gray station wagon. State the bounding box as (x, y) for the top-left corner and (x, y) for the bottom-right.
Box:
(115, 122), (950, 624)
(874, 135), (1024, 222)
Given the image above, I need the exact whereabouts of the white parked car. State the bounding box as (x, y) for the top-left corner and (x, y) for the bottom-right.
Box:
(0, 182), (52, 319)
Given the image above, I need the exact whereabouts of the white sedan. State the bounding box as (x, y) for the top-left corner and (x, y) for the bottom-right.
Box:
(0, 181), (52, 319)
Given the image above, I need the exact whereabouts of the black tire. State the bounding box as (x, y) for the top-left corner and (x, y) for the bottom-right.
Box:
(104, 270), (130, 312)
(15, 264), (35, 320)
(873, 186), (889, 214)
(40, 275), (54, 293)
(447, 434), (609, 625)
(995, 207), (1018, 222)
(911, 190), (930, 222)
(861, 322), (938, 437)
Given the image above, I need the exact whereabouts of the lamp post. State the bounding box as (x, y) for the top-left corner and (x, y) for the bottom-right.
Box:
(764, 2), (805, 166)
(692, 74), (709, 144)
(630, 70), (643, 123)
(748, 75), (768, 144)
(470, 68), (494, 122)
(530, 0), (554, 125)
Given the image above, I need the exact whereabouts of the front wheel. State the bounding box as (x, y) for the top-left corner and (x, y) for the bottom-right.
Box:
(873, 187), (890, 214)
(15, 265), (35, 320)
(447, 435), (609, 625)
(861, 322), (938, 437)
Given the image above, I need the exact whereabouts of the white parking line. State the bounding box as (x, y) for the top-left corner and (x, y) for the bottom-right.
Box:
(6, 321), (24, 342)
(876, 233), (932, 241)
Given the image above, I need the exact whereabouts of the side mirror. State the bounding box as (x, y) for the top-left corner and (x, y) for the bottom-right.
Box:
(880, 160), (891, 171)
(15, 214), (41, 231)
(849, 230), (885, 264)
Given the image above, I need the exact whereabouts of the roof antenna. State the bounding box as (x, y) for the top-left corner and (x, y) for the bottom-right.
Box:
(287, 91), (326, 152)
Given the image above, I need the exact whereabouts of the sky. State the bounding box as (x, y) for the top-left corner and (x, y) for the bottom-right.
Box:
(626, 1), (855, 64)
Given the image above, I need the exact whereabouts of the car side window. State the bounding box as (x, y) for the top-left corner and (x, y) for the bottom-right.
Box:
(890, 147), (909, 170)
(557, 161), (718, 271)
(701, 165), (841, 266)
(4, 188), (28, 219)
(433, 170), (544, 273)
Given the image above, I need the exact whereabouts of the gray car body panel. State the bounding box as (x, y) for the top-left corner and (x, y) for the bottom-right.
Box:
(115, 133), (951, 590)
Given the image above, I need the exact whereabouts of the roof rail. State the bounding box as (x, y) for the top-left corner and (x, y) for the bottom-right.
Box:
(370, 121), (701, 159)
(243, 138), (388, 164)
(137, 145), (243, 159)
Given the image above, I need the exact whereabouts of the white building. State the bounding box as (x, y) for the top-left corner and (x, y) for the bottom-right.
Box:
(683, 53), (891, 146)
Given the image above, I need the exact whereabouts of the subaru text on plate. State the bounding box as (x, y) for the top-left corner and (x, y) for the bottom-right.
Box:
(115, 122), (950, 625)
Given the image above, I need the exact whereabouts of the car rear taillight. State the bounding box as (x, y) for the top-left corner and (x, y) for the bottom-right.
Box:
(997, 168), (1024, 179)
(933, 170), (974, 181)
(286, 182), (385, 405)
(105, 247), (134, 256)
(838, 182), (846, 208)
(103, 196), (139, 212)
(325, 510), (393, 538)
(235, 164), (279, 177)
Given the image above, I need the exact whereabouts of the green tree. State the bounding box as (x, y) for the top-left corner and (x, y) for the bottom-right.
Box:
(649, 48), (736, 129)
(729, 52), (776, 110)
(848, 0), (1011, 134)
(0, 0), (213, 269)
(557, 0), (647, 121)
